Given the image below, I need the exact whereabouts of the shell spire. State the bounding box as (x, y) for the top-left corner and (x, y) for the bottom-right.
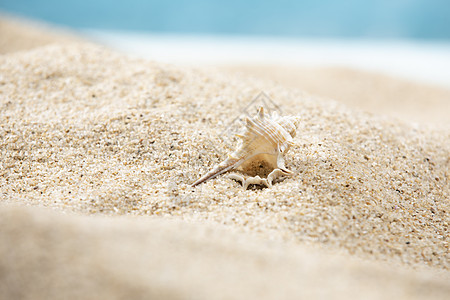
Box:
(192, 106), (298, 188)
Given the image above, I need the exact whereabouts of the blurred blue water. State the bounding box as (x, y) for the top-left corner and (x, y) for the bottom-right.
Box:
(1, 0), (449, 39)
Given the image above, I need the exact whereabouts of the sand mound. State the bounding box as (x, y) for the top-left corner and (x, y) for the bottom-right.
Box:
(0, 29), (449, 297)
(220, 64), (450, 127)
(2, 43), (449, 266)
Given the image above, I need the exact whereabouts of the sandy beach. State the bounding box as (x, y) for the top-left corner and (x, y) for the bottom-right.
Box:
(0, 16), (449, 299)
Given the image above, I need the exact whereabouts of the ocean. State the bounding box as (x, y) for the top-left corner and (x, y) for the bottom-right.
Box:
(1, 0), (450, 39)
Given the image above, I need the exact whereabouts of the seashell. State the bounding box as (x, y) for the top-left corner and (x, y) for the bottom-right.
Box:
(192, 106), (299, 189)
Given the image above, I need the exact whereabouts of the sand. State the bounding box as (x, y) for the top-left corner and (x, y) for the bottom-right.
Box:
(219, 64), (450, 128)
(1, 17), (449, 299)
(0, 14), (81, 55)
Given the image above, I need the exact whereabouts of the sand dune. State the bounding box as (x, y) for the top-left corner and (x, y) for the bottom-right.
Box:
(0, 17), (449, 299)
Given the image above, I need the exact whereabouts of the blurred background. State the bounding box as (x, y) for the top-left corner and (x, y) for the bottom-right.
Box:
(1, 0), (450, 88)
(1, 0), (449, 39)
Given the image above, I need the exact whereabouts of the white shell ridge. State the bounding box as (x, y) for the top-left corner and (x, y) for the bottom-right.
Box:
(192, 106), (299, 188)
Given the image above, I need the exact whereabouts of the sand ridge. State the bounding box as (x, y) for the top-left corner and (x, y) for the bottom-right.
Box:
(1, 204), (449, 300)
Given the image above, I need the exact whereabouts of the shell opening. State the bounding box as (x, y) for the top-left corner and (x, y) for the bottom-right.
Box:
(237, 153), (276, 178)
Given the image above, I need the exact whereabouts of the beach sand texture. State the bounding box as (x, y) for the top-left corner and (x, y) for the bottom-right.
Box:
(1, 18), (449, 299)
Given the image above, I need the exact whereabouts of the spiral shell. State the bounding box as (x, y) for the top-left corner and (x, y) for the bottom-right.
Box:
(192, 106), (298, 189)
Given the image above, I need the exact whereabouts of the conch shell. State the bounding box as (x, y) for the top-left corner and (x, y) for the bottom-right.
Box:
(192, 106), (298, 189)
